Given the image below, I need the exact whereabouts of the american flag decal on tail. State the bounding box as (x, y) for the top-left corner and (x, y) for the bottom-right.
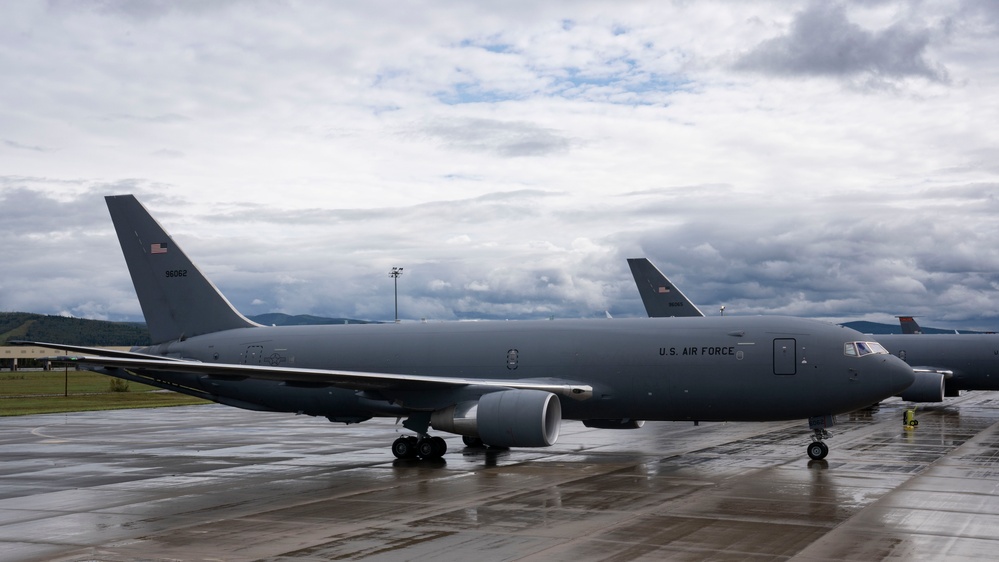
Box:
(151, 243), (168, 254)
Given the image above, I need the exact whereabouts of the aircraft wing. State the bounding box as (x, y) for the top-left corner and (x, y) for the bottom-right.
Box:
(37, 351), (594, 400)
(912, 366), (954, 379)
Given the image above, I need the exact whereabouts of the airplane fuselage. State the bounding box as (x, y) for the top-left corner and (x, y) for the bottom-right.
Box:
(132, 316), (912, 423)
(876, 334), (999, 392)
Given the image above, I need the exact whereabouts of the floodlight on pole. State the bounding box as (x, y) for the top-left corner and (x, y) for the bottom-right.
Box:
(390, 267), (404, 322)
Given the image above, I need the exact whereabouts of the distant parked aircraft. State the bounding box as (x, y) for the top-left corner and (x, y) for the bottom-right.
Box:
(898, 316), (922, 334)
(631, 259), (998, 403)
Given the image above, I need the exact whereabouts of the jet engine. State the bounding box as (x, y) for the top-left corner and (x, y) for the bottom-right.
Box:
(430, 389), (561, 447)
(898, 371), (945, 402)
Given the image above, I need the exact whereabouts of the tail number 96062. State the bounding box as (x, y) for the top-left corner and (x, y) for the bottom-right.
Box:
(165, 269), (188, 278)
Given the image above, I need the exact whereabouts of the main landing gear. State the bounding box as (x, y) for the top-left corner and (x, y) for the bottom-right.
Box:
(392, 412), (448, 460)
(392, 435), (447, 460)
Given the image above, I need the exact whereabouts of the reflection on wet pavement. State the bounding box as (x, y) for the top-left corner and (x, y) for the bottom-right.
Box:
(1, 392), (998, 561)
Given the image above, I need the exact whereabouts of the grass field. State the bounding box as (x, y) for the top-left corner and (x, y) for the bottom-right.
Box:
(0, 369), (209, 416)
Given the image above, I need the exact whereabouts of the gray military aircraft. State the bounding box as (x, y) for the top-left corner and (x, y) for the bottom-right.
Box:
(630, 258), (998, 404)
(628, 258), (704, 318)
(871, 333), (999, 400)
(884, 316), (999, 399)
(17, 196), (914, 462)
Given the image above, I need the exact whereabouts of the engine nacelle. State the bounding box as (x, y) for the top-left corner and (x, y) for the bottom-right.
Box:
(430, 389), (561, 447)
(582, 419), (646, 430)
(898, 371), (945, 402)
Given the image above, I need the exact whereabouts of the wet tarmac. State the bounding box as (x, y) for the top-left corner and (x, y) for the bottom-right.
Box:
(2, 392), (999, 561)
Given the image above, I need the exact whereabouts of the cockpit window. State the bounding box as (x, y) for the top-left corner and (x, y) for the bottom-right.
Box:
(844, 341), (889, 357)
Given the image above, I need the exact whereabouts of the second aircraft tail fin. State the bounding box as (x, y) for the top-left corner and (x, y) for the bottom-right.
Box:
(897, 316), (923, 334)
(106, 195), (259, 344)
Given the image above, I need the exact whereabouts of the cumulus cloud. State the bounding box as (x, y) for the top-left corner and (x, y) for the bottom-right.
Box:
(419, 117), (573, 157)
(734, 2), (948, 84)
(5, 140), (51, 152)
(1, 1), (998, 332)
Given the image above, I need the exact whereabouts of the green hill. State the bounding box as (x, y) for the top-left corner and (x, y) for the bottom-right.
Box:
(0, 312), (373, 346)
(250, 313), (373, 326)
(0, 312), (150, 346)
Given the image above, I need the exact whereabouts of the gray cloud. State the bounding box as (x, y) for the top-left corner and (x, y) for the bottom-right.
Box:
(735, 2), (947, 83)
(629, 186), (999, 328)
(3, 177), (999, 331)
(50, 0), (242, 20)
(419, 118), (573, 157)
(2, 2), (998, 332)
(4, 140), (51, 152)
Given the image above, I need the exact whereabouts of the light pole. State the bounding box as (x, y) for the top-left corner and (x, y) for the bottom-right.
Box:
(390, 267), (403, 321)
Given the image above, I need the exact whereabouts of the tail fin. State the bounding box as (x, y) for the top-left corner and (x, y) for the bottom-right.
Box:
(106, 195), (258, 344)
(897, 316), (922, 334)
(627, 258), (704, 318)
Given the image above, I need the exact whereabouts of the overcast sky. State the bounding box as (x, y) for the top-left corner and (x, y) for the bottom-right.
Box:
(2, 1), (998, 330)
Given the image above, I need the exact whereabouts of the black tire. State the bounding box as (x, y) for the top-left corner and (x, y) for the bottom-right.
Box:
(806, 441), (829, 461)
(392, 436), (417, 459)
(462, 435), (484, 448)
(431, 436), (447, 457)
(417, 439), (437, 459)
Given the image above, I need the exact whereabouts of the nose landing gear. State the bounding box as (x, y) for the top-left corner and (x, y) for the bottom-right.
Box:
(806, 415), (834, 461)
(807, 429), (830, 460)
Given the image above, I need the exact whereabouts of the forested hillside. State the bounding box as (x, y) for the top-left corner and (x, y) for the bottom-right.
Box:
(0, 312), (372, 346)
(0, 312), (150, 346)
(249, 313), (372, 326)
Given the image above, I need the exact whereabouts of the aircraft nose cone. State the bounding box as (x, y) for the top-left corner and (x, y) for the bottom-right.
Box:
(884, 354), (916, 395)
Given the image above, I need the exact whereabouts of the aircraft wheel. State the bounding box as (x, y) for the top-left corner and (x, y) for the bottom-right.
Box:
(807, 441), (829, 461)
(392, 436), (418, 459)
(462, 436), (484, 448)
(431, 436), (447, 457)
(417, 439), (439, 459)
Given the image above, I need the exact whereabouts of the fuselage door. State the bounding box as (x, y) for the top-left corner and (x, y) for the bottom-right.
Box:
(773, 338), (796, 375)
(243, 345), (264, 365)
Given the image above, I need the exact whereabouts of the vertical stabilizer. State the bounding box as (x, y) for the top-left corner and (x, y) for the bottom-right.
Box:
(627, 258), (705, 318)
(897, 316), (923, 334)
(106, 195), (259, 344)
